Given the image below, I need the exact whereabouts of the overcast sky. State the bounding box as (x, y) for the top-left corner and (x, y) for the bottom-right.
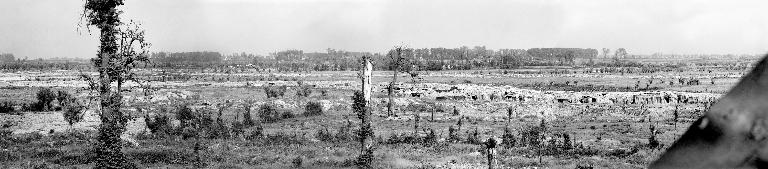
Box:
(1, 0), (767, 59)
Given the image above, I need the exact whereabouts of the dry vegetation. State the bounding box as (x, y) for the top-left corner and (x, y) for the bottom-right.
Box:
(0, 58), (747, 168)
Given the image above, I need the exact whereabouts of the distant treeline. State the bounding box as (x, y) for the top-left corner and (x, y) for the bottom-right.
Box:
(151, 51), (224, 67)
(0, 53), (91, 71)
(1, 47), (759, 72)
(148, 47), (599, 71)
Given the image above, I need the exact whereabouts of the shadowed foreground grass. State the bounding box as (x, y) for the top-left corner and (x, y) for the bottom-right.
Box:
(0, 128), (663, 169)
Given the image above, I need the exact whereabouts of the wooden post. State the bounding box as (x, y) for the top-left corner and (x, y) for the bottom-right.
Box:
(486, 138), (497, 169)
(414, 113), (419, 135)
(431, 105), (435, 122)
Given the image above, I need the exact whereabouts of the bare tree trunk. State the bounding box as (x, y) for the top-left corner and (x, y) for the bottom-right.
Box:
(431, 106), (435, 122)
(414, 113), (419, 135)
(361, 57), (373, 157)
(388, 70), (397, 117)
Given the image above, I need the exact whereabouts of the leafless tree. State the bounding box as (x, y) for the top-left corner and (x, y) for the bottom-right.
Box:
(385, 45), (412, 117)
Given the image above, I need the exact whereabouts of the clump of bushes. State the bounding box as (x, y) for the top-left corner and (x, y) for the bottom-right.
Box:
(315, 127), (334, 142)
(404, 103), (432, 112)
(32, 88), (57, 111)
(281, 110), (295, 119)
(245, 125), (264, 140)
(259, 104), (283, 123)
(519, 122), (545, 147)
(501, 127), (516, 148)
(296, 81), (312, 97)
(144, 113), (173, 137)
(25, 88), (82, 112)
(264, 85), (287, 98)
(292, 156), (303, 168)
(315, 120), (354, 142)
(382, 129), (438, 146)
(304, 101), (323, 117)
(464, 127), (481, 144)
(231, 121), (246, 138)
(0, 130), (13, 147)
(61, 94), (85, 127)
(260, 132), (307, 145)
(145, 104), (235, 140)
(0, 101), (17, 114)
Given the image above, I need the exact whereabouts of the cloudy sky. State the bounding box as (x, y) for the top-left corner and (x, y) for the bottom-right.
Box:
(0, 0), (767, 59)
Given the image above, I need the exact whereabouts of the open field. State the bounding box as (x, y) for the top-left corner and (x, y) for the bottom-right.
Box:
(0, 64), (747, 168)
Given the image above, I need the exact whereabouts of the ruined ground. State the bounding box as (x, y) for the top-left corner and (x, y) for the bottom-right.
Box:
(0, 66), (743, 168)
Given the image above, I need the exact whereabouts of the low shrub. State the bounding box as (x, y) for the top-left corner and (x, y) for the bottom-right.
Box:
(205, 120), (232, 139)
(61, 95), (85, 126)
(355, 148), (375, 169)
(160, 104), (236, 140)
(128, 148), (197, 165)
(292, 156), (303, 168)
(1, 132), (44, 147)
(33, 148), (64, 159)
(0, 130), (13, 147)
(519, 124), (545, 147)
(296, 81), (312, 97)
(52, 149), (97, 166)
(264, 85), (287, 98)
(447, 126), (462, 143)
(423, 128), (437, 146)
(316, 128), (334, 142)
(174, 105), (197, 126)
(0, 150), (18, 163)
(231, 121), (246, 138)
(404, 103), (432, 112)
(336, 120), (354, 141)
(259, 104), (288, 123)
(48, 129), (95, 146)
(33, 87), (57, 111)
(304, 101), (323, 117)
(464, 127), (481, 145)
(602, 147), (639, 158)
(245, 125), (263, 140)
(315, 121), (354, 143)
(145, 113), (173, 137)
(56, 91), (70, 107)
(383, 131), (437, 146)
(0, 101), (16, 114)
(281, 110), (295, 119)
(260, 132), (306, 145)
(501, 127), (516, 148)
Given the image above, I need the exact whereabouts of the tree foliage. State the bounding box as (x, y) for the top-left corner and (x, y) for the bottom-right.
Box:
(81, 0), (150, 167)
(352, 90), (374, 168)
(61, 93), (85, 126)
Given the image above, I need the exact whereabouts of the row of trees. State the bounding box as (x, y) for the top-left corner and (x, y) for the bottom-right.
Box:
(0, 53), (15, 62)
(150, 51), (222, 68)
(145, 47), (600, 71)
